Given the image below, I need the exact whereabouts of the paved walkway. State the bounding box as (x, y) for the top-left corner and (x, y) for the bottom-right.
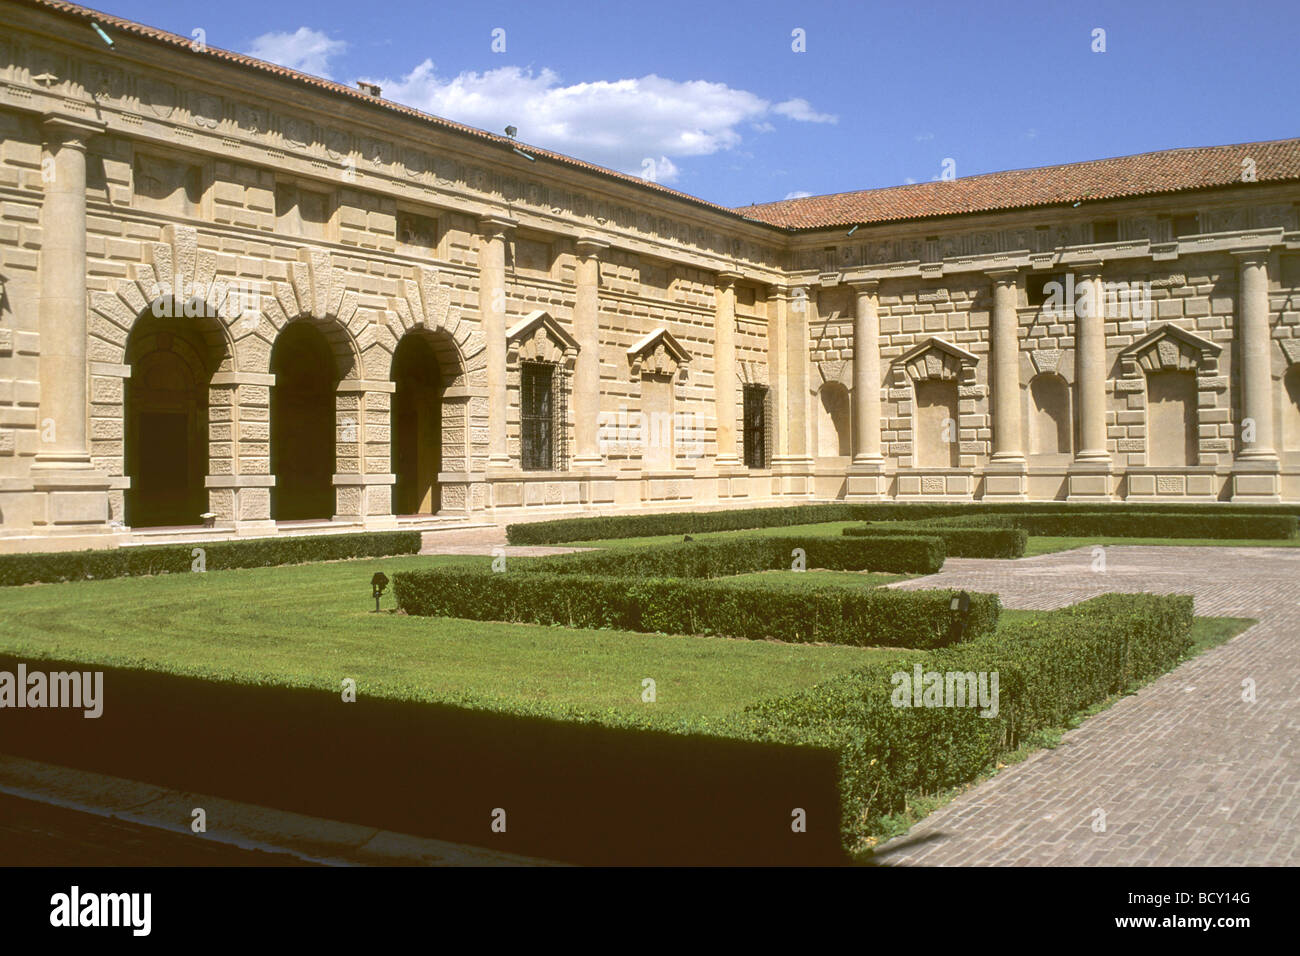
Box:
(419, 527), (590, 557)
(873, 546), (1300, 866)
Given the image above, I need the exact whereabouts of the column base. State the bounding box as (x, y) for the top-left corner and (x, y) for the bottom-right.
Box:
(982, 459), (1028, 501)
(845, 458), (888, 500)
(1230, 457), (1281, 503)
(1066, 459), (1115, 501)
(29, 459), (113, 529)
(769, 456), (814, 498)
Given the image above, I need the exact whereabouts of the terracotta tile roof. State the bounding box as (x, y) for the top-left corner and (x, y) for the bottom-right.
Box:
(22, 3), (1300, 236)
(735, 138), (1300, 230)
(23, 0), (754, 222)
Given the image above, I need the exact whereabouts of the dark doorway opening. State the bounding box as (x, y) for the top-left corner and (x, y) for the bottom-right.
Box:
(271, 322), (338, 521)
(391, 334), (443, 515)
(125, 318), (212, 527)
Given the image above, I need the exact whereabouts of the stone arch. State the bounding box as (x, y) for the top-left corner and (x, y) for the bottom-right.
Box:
(250, 246), (365, 380)
(89, 226), (238, 510)
(389, 326), (469, 515)
(270, 320), (340, 520)
(122, 305), (225, 527)
(1028, 372), (1072, 456)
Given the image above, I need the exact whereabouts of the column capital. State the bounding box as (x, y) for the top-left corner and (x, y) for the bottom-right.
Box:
(575, 237), (610, 259)
(41, 111), (106, 148)
(1231, 245), (1274, 265)
(845, 277), (880, 294)
(1071, 260), (1105, 281)
(986, 267), (1021, 285)
(477, 213), (518, 238)
(715, 270), (744, 288)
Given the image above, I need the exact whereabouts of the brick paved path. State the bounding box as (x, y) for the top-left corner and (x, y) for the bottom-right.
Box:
(874, 546), (1300, 866)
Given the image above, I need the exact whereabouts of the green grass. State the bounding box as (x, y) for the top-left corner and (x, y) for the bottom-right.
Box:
(854, 612), (1258, 860)
(725, 569), (908, 589)
(0, 553), (897, 729)
(1024, 536), (1300, 555)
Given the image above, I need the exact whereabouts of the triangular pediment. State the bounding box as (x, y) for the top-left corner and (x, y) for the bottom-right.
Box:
(627, 328), (690, 378)
(1119, 322), (1219, 373)
(895, 336), (978, 382)
(507, 310), (579, 351)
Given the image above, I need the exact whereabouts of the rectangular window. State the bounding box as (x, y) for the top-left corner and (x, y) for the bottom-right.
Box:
(743, 384), (768, 469)
(1171, 214), (1198, 237)
(521, 362), (555, 471)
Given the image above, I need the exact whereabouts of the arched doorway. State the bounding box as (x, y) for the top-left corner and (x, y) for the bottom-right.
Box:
(391, 334), (444, 515)
(271, 322), (338, 520)
(125, 314), (213, 527)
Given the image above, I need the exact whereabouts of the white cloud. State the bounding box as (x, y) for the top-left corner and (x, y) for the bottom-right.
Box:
(365, 60), (836, 183)
(783, 190), (813, 200)
(247, 27), (347, 79)
(914, 132), (935, 142)
(772, 98), (838, 124)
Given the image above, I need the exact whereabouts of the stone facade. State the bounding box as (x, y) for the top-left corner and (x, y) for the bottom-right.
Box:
(1, 2), (1299, 550)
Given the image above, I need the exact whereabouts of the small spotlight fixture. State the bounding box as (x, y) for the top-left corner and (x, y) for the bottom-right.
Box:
(91, 21), (114, 47)
(370, 571), (389, 612)
(513, 146), (536, 162)
(504, 125), (518, 139)
(846, 224), (859, 237)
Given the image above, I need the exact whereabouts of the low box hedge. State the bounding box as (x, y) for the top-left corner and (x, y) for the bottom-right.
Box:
(506, 501), (1300, 545)
(843, 524), (1028, 558)
(727, 592), (1194, 848)
(394, 566), (999, 649)
(0, 531), (423, 587)
(914, 511), (1297, 540)
(521, 534), (945, 577)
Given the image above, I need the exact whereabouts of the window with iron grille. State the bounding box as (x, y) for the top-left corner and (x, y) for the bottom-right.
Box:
(743, 384), (768, 469)
(521, 361), (555, 471)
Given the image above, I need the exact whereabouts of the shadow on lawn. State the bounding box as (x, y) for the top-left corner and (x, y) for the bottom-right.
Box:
(0, 655), (843, 866)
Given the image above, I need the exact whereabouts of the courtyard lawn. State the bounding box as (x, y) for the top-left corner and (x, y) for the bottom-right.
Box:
(724, 569), (907, 589)
(0, 554), (897, 729)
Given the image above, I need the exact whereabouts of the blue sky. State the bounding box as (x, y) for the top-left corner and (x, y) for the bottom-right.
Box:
(96, 0), (1298, 207)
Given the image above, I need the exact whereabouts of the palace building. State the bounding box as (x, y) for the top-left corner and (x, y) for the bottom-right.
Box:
(2, 0), (1300, 551)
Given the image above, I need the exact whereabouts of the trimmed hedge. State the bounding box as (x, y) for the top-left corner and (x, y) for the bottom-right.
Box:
(843, 523), (1028, 558)
(726, 592), (1195, 847)
(914, 511), (1297, 540)
(506, 501), (1300, 545)
(521, 534), (945, 577)
(0, 531), (423, 587)
(394, 566), (999, 649)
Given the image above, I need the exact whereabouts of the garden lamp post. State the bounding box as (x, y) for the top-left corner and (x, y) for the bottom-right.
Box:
(371, 571), (389, 613)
